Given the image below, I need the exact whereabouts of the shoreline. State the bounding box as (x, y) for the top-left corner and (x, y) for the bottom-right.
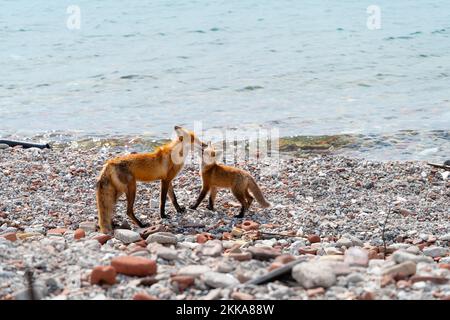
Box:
(0, 145), (449, 300)
(1, 128), (449, 162)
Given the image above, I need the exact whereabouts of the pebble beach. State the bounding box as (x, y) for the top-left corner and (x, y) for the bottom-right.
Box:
(0, 145), (449, 300)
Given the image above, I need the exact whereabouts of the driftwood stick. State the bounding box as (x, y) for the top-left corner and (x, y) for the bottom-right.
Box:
(259, 231), (298, 238)
(246, 258), (306, 285)
(427, 162), (450, 171)
(0, 140), (51, 149)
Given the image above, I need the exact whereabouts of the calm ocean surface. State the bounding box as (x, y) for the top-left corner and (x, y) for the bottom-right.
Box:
(1, 1), (449, 160)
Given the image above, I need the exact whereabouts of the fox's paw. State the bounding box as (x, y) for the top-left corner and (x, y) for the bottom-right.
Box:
(139, 222), (150, 228)
(189, 205), (197, 210)
(99, 228), (113, 235)
(206, 205), (214, 211)
(112, 220), (121, 228)
(177, 206), (186, 213)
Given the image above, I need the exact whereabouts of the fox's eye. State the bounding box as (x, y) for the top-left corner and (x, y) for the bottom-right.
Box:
(179, 136), (184, 142)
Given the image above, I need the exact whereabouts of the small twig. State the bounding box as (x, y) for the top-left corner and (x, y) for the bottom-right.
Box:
(259, 231), (298, 238)
(381, 206), (391, 260)
(24, 269), (36, 300)
(205, 219), (225, 232)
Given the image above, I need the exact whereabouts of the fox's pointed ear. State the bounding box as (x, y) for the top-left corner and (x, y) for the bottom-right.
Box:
(174, 125), (184, 139)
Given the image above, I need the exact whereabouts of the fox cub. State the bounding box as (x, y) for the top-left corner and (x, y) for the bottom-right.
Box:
(190, 142), (271, 217)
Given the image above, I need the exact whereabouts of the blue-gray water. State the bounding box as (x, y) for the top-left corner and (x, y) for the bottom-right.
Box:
(1, 1), (449, 160)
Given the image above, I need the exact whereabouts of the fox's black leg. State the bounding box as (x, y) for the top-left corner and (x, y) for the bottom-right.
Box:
(160, 180), (170, 218)
(190, 187), (209, 210)
(168, 182), (186, 213)
(126, 179), (146, 227)
(235, 206), (246, 219)
(207, 197), (214, 211)
(231, 187), (248, 218)
(207, 187), (217, 211)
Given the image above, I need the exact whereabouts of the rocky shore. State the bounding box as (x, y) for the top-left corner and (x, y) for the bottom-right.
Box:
(0, 145), (449, 300)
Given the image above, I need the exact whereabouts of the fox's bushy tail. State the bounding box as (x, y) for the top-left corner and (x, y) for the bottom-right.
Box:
(96, 164), (117, 233)
(248, 177), (271, 208)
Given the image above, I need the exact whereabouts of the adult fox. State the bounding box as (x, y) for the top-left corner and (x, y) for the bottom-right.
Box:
(190, 142), (270, 217)
(96, 126), (205, 233)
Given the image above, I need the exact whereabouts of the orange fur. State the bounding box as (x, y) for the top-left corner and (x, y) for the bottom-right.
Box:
(96, 127), (204, 233)
(190, 143), (270, 218)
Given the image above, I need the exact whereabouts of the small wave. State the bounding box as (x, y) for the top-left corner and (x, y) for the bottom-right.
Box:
(384, 36), (413, 41)
(237, 86), (264, 92)
(431, 29), (446, 34)
(120, 74), (139, 79)
(119, 74), (157, 80)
